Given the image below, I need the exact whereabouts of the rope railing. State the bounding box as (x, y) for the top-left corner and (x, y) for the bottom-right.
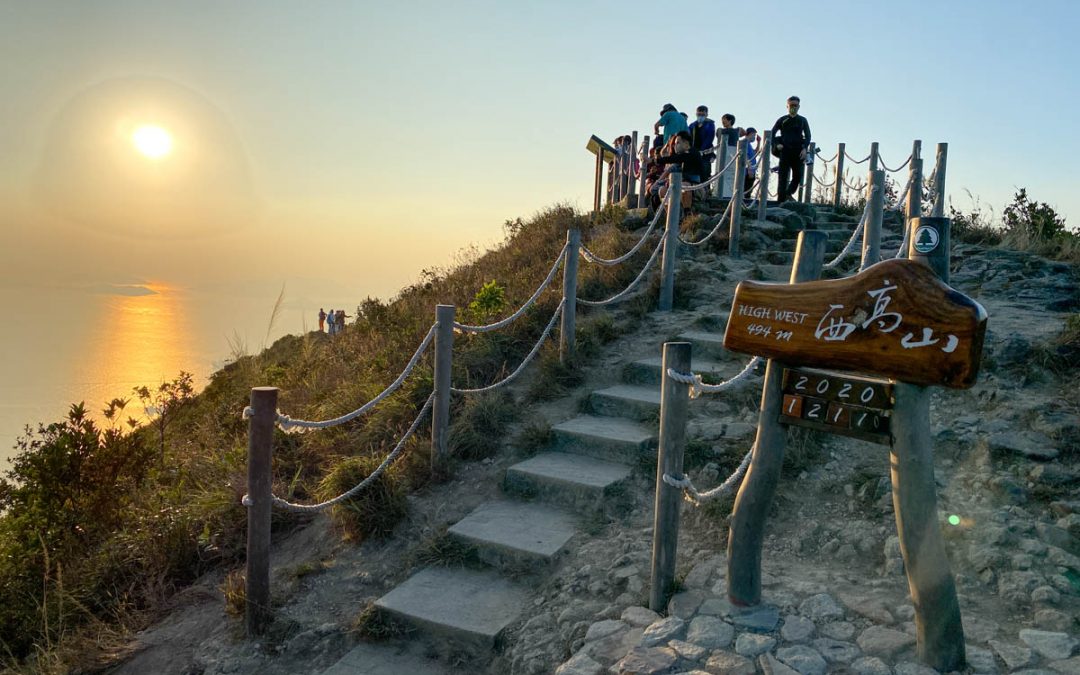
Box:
(888, 173), (913, 211)
(844, 150), (872, 165)
(453, 244), (567, 333)
(581, 197), (666, 266)
(841, 174), (867, 193)
(679, 196), (735, 247)
(878, 153), (912, 173)
(681, 152), (739, 192)
(450, 299), (564, 394)
(578, 235), (665, 306)
(666, 356), (763, 398)
(662, 444), (754, 505)
(812, 173), (836, 189)
(262, 325), (436, 430)
(243, 393), (435, 513)
(822, 187), (876, 270)
(815, 150), (838, 163)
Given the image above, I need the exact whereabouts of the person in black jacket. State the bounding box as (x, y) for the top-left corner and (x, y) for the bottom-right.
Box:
(770, 95), (811, 203)
(655, 131), (707, 188)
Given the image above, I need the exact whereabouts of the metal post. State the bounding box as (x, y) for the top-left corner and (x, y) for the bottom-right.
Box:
(932, 142), (948, 217)
(560, 230), (579, 363)
(892, 215), (964, 671)
(803, 142), (816, 204)
(649, 341), (691, 612)
(627, 131), (639, 205)
(729, 138), (747, 258)
(869, 141), (880, 175)
(593, 150), (603, 215)
(245, 386), (277, 637)
(431, 305), (455, 470)
(658, 170), (682, 311)
(833, 142), (846, 209)
(637, 136), (649, 209)
(727, 230), (828, 607)
(861, 170), (885, 270)
(757, 131), (772, 221)
(714, 140), (729, 199)
(906, 157), (923, 232)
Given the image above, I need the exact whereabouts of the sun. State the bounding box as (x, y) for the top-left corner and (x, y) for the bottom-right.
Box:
(131, 124), (173, 159)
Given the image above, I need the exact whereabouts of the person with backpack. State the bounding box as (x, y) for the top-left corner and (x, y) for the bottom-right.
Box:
(770, 95), (812, 203)
(653, 103), (688, 144)
(327, 308), (336, 335)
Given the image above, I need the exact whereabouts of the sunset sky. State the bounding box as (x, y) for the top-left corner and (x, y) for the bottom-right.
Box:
(2, 0), (1076, 302)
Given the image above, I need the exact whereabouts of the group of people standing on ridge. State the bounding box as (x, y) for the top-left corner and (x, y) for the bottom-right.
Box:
(611, 96), (811, 210)
(318, 308), (349, 335)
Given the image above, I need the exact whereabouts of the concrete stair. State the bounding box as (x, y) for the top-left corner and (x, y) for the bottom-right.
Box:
(589, 384), (661, 421)
(504, 451), (632, 506)
(448, 500), (577, 569)
(551, 414), (655, 462)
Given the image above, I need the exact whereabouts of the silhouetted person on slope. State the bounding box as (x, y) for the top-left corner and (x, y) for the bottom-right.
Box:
(771, 95), (812, 203)
(318, 308), (327, 332)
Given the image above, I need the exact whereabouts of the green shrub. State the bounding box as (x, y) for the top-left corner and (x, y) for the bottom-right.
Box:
(448, 390), (516, 460)
(317, 454), (408, 542)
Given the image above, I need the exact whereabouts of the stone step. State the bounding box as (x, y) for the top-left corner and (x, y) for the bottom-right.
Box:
(374, 567), (527, 655)
(504, 451), (631, 508)
(764, 250), (795, 265)
(589, 384), (661, 421)
(447, 500), (577, 569)
(625, 356), (731, 386)
(320, 642), (449, 675)
(678, 330), (734, 360)
(552, 414), (656, 463)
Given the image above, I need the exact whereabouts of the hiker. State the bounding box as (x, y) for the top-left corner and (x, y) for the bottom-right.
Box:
(743, 127), (759, 200)
(653, 103), (688, 144)
(645, 146), (668, 210)
(318, 308), (327, 332)
(335, 310), (348, 333)
(654, 131), (708, 195)
(771, 95), (812, 202)
(688, 105), (716, 183)
(716, 113), (740, 152)
(327, 308), (336, 335)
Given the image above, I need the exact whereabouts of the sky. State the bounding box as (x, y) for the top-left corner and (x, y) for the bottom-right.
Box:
(1, 0), (1077, 302)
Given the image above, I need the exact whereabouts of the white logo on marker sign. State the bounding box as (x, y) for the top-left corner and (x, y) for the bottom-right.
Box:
(913, 225), (939, 254)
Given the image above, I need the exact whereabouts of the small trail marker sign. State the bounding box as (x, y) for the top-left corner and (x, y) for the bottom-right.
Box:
(723, 258), (987, 388)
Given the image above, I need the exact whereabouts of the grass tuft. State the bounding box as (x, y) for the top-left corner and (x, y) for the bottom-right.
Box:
(317, 455), (408, 542)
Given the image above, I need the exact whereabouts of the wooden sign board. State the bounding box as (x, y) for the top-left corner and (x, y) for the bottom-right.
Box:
(586, 134), (617, 161)
(780, 367), (892, 445)
(723, 259), (987, 388)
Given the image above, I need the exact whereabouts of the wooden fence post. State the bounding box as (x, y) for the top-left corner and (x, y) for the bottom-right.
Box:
(649, 341), (692, 611)
(246, 386), (277, 637)
(906, 157), (923, 232)
(627, 131), (638, 205)
(861, 169), (885, 270)
(727, 230), (827, 607)
(658, 169), (682, 312)
(757, 131), (773, 222)
(729, 138), (747, 258)
(613, 148), (623, 204)
(593, 149), (603, 216)
(638, 136), (650, 209)
(869, 141), (880, 175)
(893, 215), (964, 671)
(932, 142), (948, 218)
(803, 142), (816, 204)
(431, 305), (455, 471)
(832, 142), (846, 209)
(714, 140), (729, 199)
(561, 230), (579, 363)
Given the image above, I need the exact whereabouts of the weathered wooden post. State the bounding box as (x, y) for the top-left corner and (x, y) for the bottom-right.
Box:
(431, 305), (455, 470)
(714, 140), (729, 199)
(803, 142), (816, 204)
(906, 157), (923, 228)
(832, 142), (846, 209)
(649, 341), (691, 611)
(869, 141), (880, 175)
(593, 149), (603, 215)
(658, 170), (682, 312)
(726, 230), (827, 607)
(932, 142), (948, 218)
(560, 230), (579, 363)
(757, 130), (773, 221)
(627, 131), (639, 205)
(861, 169), (885, 270)
(613, 147), (623, 203)
(893, 215), (964, 670)
(246, 386), (277, 637)
(638, 136), (650, 209)
(729, 138), (747, 258)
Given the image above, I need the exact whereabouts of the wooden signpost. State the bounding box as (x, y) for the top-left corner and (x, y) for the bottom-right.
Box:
(721, 222), (984, 672)
(587, 135), (617, 215)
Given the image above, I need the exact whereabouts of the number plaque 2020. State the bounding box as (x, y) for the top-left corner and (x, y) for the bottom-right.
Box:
(779, 367), (893, 445)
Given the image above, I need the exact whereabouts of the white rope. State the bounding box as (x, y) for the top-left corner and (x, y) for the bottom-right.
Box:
(816, 151), (837, 164)
(894, 221), (911, 259)
(453, 244), (566, 333)
(822, 188), (877, 270)
(581, 198), (666, 266)
(273, 325), (436, 430)
(242, 394), (435, 513)
(878, 153), (912, 173)
(681, 152), (739, 192)
(844, 150), (872, 165)
(841, 175), (866, 192)
(888, 173), (913, 211)
(666, 356), (762, 398)
(662, 445), (754, 505)
(578, 234), (664, 306)
(678, 197), (735, 247)
(813, 173), (836, 189)
(451, 299), (563, 394)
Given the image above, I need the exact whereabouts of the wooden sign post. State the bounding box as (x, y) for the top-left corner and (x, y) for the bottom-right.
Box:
(587, 135), (617, 216)
(723, 221), (983, 672)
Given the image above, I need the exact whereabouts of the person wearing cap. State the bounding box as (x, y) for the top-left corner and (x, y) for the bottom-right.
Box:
(770, 95), (812, 202)
(688, 105), (716, 183)
(653, 103), (688, 144)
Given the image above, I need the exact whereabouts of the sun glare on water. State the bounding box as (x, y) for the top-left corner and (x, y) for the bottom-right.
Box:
(131, 124), (173, 159)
